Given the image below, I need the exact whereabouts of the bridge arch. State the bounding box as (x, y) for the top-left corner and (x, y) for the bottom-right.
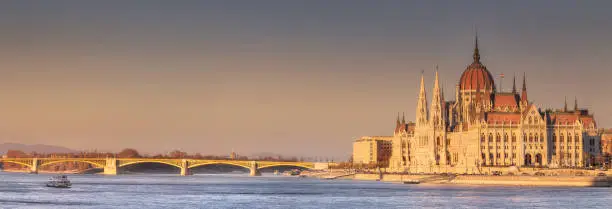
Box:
(39, 159), (105, 168)
(188, 162), (251, 170)
(118, 160), (183, 169)
(258, 163), (313, 170)
(0, 160), (33, 168)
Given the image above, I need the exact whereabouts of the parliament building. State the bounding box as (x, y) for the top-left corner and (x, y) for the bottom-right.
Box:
(352, 37), (602, 174)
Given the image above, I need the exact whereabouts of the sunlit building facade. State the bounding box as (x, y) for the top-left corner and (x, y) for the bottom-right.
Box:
(354, 37), (602, 173)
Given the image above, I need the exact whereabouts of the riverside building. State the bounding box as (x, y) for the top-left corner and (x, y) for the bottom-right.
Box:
(353, 37), (602, 174)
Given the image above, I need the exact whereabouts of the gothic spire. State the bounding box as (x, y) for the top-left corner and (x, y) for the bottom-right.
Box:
(564, 96), (568, 112)
(473, 34), (480, 63)
(416, 73), (429, 126)
(574, 97), (578, 111)
(431, 66), (445, 129)
(512, 74), (517, 94)
(396, 112), (400, 126)
(522, 72), (527, 91)
(402, 112), (406, 124)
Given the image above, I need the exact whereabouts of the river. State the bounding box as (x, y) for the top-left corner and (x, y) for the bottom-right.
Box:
(0, 172), (610, 208)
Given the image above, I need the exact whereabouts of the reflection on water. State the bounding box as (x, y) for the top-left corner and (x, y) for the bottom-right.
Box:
(0, 172), (610, 209)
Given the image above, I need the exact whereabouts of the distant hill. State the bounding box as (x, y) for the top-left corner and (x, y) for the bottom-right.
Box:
(0, 143), (78, 155)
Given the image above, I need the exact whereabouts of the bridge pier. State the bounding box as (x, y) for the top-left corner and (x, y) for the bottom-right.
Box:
(249, 161), (261, 176)
(180, 159), (191, 176)
(104, 158), (118, 175)
(30, 158), (38, 174)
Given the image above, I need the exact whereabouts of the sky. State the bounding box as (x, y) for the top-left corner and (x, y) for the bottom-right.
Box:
(0, 1), (610, 160)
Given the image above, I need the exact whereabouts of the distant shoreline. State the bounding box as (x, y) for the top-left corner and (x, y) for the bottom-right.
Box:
(349, 173), (612, 187)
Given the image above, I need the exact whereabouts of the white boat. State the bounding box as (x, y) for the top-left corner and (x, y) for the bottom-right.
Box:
(46, 175), (72, 188)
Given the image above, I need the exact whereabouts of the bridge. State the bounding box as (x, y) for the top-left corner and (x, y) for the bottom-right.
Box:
(0, 158), (329, 176)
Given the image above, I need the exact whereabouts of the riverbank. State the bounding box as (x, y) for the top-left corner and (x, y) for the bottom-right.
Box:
(300, 169), (612, 187)
(351, 173), (612, 187)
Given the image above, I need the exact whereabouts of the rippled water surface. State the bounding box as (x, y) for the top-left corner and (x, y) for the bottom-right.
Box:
(0, 172), (610, 208)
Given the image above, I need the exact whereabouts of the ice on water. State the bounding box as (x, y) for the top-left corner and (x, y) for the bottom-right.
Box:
(0, 172), (610, 209)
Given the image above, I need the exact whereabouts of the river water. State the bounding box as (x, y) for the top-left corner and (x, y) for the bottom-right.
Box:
(0, 172), (610, 209)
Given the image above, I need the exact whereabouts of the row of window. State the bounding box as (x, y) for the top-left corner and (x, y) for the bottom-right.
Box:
(552, 133), (581, 143)
(552, 145), (580, 150)
(479, 133), (583, 144)
(483, 145), (517, 150)
(552, 152), (581, 157)
(482, 153), (516, 159)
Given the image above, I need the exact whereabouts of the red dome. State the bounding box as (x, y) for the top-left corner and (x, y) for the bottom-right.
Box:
(459, 37), (495, 91)
(459, 62), (495, 91)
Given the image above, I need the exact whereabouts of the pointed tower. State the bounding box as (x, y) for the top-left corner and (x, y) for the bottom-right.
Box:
(430, 67), (445, 130)
(416, 73), (429, 126)
(394, 113), (401, 134)
(564, 97), (568, 112)
(402, 112), (406, 125)
(396, 113), (401, 126)
(473, 33), (480, 63)
(574, 97), (578, 111)
(512, 74), (517, 94)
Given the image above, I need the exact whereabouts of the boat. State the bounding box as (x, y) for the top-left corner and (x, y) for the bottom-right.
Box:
(46, 175), (72, 188)
(274, 170), (280, 175)
(403, 180), (420, 184)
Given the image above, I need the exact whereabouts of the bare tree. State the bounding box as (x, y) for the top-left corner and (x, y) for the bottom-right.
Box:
(117, 148), (141, 158)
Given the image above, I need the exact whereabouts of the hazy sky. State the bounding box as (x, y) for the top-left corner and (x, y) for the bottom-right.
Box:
(0, 1), (610, 159)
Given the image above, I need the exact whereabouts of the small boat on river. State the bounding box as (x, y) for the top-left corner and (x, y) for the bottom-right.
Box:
(403, 180), (420, 184)
(46, 175), (72, 188)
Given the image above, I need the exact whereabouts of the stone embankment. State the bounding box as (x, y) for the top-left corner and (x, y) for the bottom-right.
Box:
(300, 170), (355, 179)
(352, 173), (612, 187)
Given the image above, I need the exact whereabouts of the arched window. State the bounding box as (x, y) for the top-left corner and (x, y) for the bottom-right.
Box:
(504, 133), (509, 143)
(523, 133), (527, 142)
(480, 134), (485, 143)
(529, 133), (533, 143)
(512, 133), (517, 142)
(568, 135), (572, 143)
(481, 153), (486, 165)
(575, 134), (580, 144)
(437, 137), (441, 146)
(496, 133), (501, 143)
(528, 116), (533, 124)
(560, 133), (565, 144)
(488, 133), (493, 143)
(534, 134), (538, 143)
(540, 133), (544, 143)
(552, 133), (556, 142)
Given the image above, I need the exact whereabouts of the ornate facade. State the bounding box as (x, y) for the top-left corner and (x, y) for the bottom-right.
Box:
(354, 37), (602, 174)
(602, 129), (612, 157)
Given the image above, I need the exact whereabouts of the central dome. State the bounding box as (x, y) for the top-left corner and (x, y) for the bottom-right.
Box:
(459, 37), (495, 91)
